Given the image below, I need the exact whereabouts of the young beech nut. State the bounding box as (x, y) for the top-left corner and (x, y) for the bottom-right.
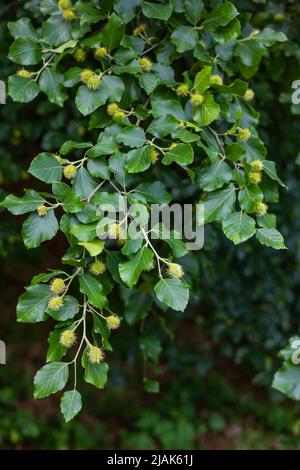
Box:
(88, 346), (105, 364)
(48, 295), (64, 311)
(139, 57), (152, 72)
(37, 205), (48, 217)
(63, 164), (77, 180)
(106, 315), (121, 330)
(191, 94), (204, 106)
(237, 128), (251, 142)
(60, 330), (76, 348)
(50, 278), (66, 294)
(249, 171), (262, 185)
(90, 261), (106, 276)
(167, 262), (184, 279)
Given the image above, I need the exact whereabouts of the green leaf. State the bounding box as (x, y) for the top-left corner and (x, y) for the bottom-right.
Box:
(60, 140), (93, 155)
(29, 153), (62, 183)
(102, 13), (125, 50)
(79, 272), (107, 308)
(9, 38), (42, 65)
(75, 85), (107, 116)
(234, 40), (265, 68)
(8, 18), (38, 42)
(41, 15), (72, 47)
(272, 363), (300, 400)
(238, 185), (263, 212)
(201, 184), (236, 223)
(126, 146), (152, 173)
(193, 94), (220, 126)
(262, 160), (286, 188)
(199, 161), (232, 191)
(256, 228), (286, 250)
(87, 160), (111, 180)
(139, 334), (162, 361)
(171, 26), (198, 53)
(114, 0), (142, 23)
(134, 182), (172, 204)
(73, 167), (98, 198)
(122, 289), (150, 325)
(222, 212), (256, 245)
(162, 143), (194, 166)
(116, 126), (146, 148)
(101, 75), (125, 102)
(144, 379), (160, 393)
(22, 210), (59, 249)
(39, 68), (67, 107)
(93, 315), (112, 351)
(78, 239), (105, 256)
(34, 362), (69, 399)
(0, 190), (46, 215)
(46, 295), (80, 321)
(17, 284), (52, 323)
(82, 351), (109, 389)
(151, 224), (188, 258)
(60, 390), (82, 423)
(203, 1), (238, 32)
(71, 223), (98, 242)
(194, 66), (212, 94)
(143, 2), (173, 20)
(8, 76), (39, 103)
(184, 0), (203, 25)
(119, 246), (154, 287)
(154, 279), (189, 312)
(47, 330), (67, 362)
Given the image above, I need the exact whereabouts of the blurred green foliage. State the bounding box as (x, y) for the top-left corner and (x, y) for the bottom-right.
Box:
(1, 0), (300, 449)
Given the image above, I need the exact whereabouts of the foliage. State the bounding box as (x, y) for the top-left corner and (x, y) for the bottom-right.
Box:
(0, 0), (292, 422)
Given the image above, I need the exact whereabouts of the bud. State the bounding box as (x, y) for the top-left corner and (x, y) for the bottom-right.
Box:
(58, 0), (71, 9)
(88, 346), (105, 364)
(169, 143), (177, 150)
(273, 12), (285, 23)
(50, 278), (66, 294)
(63, 164), (77, 180)
(63, 8), (76, 21)
(107, 102), (120, 116)
(80, 69), (101, 89)
(210, 74), (223, 85)
(167, 262), (184, 279)
(106, 314), (121, 330)
(191, 93), (204, 106)
(48, 295), (64, 311)
(255, 202), (268, 216)
(179, 121), (185, 129)
(95, 47), (108, 60)
(139, 57), (152, 72)
(150, 148), (158, 164)
(249, 171), (262, 185)
(177, 84), (189, 96)
(237, 128), (251, 142)
(113, 111), (126, 121)
(133, 24), (146, 36)
(16, 69), (33, 78)
(60, 330), (76, 348)
(243, 89), (254, 101)
(90, 261), (106, 276)
(74, 48), (86, 63)
(108, 222), (121, 239)
(250, 160), (263, 172)
(37, 204), (48, 217)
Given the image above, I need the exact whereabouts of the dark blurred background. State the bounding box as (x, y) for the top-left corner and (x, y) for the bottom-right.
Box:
(1, 0), (300, 449)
